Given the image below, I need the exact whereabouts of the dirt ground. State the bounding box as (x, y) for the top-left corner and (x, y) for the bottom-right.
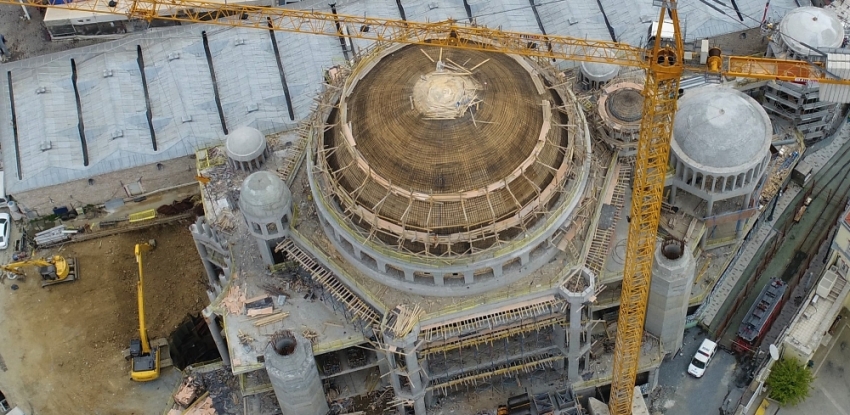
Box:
(0, 220), (208, 414)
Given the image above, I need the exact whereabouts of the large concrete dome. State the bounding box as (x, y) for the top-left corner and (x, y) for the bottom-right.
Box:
(308, 40), (591, 295)
(672, 88), (771, 172)
(779, 7), (843, 57)
(226, 126), (267, 162)
(239, 171), (291, 220)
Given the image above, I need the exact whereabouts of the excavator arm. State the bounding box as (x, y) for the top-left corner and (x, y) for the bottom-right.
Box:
(130, 242), (159, 382)
(0, 259), (52, 275)
(0, 255), (78, 287)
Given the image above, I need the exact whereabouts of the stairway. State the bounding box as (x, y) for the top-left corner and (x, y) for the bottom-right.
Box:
(277, 239), (380, 326)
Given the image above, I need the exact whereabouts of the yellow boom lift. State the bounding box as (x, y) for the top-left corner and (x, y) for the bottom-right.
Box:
(0, 255), (79, 287)
(5, 0), (850, 411)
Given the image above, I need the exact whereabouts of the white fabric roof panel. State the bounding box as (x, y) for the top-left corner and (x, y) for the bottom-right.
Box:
(76, 51), (153, 161)
(9, 64), (86, 184)
(275, 29), (347, 121)
(208, 27), (293, 134)
(0, 2), (812, 196)
(468, 0), (542, 35)
(336, 0), (403, 54)
(399, 0), (469, 24)
(143, 37), (223, 154)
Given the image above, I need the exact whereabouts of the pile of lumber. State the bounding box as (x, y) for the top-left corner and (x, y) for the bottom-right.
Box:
(386, 304), (423, 338)
(167, 392), (215, 415)
(173, 376), (203, 407)
(221, 285), (246, 315)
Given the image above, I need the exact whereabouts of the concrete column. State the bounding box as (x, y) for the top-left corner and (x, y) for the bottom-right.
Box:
(463, 270), (474, 284)
(434, 273), (445, 285)
(256, 238), (274, 265)
(645, 239), (696, 355)
(492, 264), (503, 278)
(404, 269), (415, 282)
(202, 307), (231, 367)
(567, 298), (583, 380)
(376, 259), (387, 273)
(264, 335), (329, 415)
(553, 323), (566, 370)
(384, 323), (426, 415)
(405, 348), (427, 415)
(192, 230), (219, 287)
(559, 267), (595, 382)
(519, 252), (530, 266)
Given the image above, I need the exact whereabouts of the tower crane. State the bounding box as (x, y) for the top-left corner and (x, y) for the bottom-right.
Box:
(4, 0), (850, 412)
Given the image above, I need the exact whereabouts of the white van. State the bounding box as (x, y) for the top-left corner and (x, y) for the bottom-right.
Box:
(687, 339), (718, 378)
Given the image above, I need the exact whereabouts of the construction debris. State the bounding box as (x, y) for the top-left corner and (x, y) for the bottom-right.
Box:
(221, 285), (246, 315)
(302, 328), (320, 344)
(246, 307), (274, 317)
(237, 330), (254, 345)
(183, 393), (216, 415)
(385, 304), (424, 338)
(174, 376), (204, 407)
(33, 225), (71, 247)
(253, 312), (289, 327)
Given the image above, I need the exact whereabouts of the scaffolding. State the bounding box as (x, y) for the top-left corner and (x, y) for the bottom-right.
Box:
(420, 296), (565, 343)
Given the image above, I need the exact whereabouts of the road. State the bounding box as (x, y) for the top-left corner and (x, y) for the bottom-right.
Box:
(651, 328), (738, 415)
(711, 131), (850, 348)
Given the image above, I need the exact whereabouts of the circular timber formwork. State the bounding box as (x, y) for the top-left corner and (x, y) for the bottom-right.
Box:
(318, 44), (575, 256)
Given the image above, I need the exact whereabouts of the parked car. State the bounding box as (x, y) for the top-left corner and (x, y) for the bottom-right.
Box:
(0, 212), (11, 250)
(687, 339), (718, 378)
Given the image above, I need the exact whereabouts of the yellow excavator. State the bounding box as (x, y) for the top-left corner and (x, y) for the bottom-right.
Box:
(129, 241), (161, 382)
(0, 255), (79, 287)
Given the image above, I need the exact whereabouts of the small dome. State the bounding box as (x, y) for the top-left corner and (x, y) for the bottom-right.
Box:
(672, 88), (771, 171)
(225, 127), (267, 162)
(239, 171), (291, 219)
(779, 7), (843, 56)
(606, 87), (643, 123)
(580, 61), (620, 83)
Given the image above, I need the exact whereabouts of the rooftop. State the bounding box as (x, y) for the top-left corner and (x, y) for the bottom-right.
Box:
(0, 0), (801, 195)
(779, 7), (844, 56)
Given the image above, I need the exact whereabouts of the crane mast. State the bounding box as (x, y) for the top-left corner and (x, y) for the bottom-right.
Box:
(608, 2), (684, 413)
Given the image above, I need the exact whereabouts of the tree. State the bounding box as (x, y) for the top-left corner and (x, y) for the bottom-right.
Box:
(765, 357), (814, 406)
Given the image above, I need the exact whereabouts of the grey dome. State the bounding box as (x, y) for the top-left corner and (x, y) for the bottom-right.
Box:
(580, 61), (619, 82)
(225, 126), (267, 162)
(672, 88), (771, 171)
(239, 171), (291, 219)
(779, 7), (843, 56)
(580, 49), (619, 82)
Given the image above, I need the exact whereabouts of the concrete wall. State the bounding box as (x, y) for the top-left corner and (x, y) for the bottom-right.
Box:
(12, 156), (196, 216)
(645, 242), (696, 355)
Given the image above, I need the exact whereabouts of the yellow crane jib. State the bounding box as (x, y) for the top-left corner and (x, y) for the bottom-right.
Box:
(0, 255), (79, 288)
(129, 241), (160, 382)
